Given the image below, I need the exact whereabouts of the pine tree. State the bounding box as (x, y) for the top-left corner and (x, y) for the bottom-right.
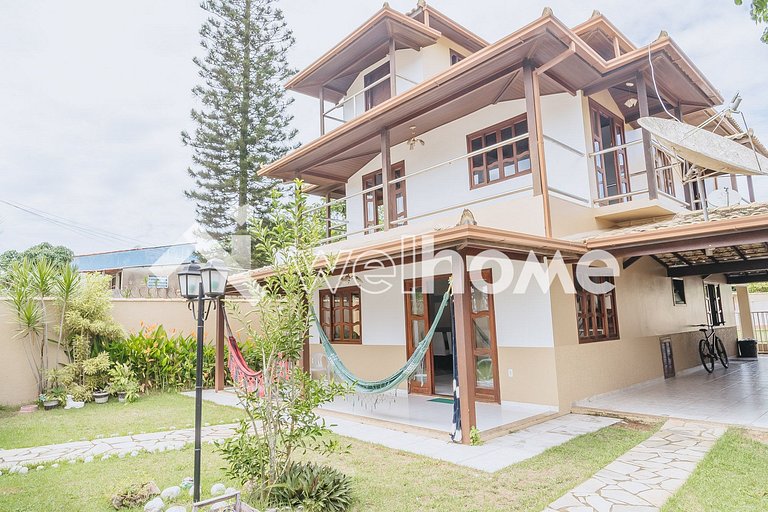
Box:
(183, 0), (297, 260)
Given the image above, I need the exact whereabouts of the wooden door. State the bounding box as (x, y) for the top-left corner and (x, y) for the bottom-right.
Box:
(469, 270), (500, 403)
(404, 279), (433, 395)
(590, 101), (630, 202)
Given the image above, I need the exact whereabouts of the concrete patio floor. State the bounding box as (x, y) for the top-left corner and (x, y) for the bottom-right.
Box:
(576, 357), (768, 429)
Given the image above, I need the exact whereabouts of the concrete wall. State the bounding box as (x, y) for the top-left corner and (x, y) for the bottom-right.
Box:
(552, 258), (738, 409)
(0, 298), (257, 406)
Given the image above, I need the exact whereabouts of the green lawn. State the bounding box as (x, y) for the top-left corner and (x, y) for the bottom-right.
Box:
(663, 429), (768, 512)
(0, 421), (656, 512)
(0, 393), (243, 449)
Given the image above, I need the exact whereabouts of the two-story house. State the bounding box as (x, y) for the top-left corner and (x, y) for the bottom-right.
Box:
(231, 2), (768, 443)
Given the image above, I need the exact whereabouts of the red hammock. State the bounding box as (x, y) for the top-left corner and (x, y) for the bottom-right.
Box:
(223, 309), (289, 395)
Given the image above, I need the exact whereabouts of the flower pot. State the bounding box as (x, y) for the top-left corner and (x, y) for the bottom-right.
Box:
(93, 391), (109, 404)
(117, 392), (127, 403)
(42, 400), (59, 411)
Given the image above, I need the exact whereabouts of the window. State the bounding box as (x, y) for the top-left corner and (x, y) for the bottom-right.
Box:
(672, 278), (686, 305)
(364, 62), (391, 111)
(319, 287), (362, 344)
(704, 283), (724, 326)
(575, 276), (619, 342)
(362, 162), (407, 233)
(467, 115), (531, 188)
(449, 49), (464, 65)
(654, 148), (675, 196)
(589, 100), (630, 201)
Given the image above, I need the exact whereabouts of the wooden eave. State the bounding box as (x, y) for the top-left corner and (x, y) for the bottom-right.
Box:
(585, 214), (768, 257)
(408, 4), (489, 53)
(263, 12), (724, 187)
(285, 7), (441, 102)
(572, 15), (637, 56)
(227, 224), (587, 290)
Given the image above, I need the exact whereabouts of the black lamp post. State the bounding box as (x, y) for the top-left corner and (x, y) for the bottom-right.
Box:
(178, 259), (228, 503)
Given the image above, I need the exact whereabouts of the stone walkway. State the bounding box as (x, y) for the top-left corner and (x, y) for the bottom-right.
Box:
(0, 424), (237, 470)
(544, 419), (725, 511)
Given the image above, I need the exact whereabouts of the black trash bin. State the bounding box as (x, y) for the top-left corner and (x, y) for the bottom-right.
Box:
(737, 339), (758, 358)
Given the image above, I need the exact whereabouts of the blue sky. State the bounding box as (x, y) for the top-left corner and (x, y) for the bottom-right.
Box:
(0, 0), (766, 254)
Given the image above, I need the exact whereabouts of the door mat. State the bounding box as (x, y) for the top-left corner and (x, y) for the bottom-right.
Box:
(428, 397), (454, 404)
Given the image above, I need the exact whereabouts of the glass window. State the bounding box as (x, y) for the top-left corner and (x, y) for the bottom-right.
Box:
(466, 114), (531, 189)
(575, 277), (619, 342)
(672, 278), (686, 305)
(319, 287), (362, 343)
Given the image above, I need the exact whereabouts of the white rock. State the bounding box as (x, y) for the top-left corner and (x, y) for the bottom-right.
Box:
(130, 450), (139, 457)
(0, 471), (3, 476)
(225, 487), (238, 495)
(160, 486), (181, 501)
(51, 464), (59, 468)
(84, 456), (94, 463)
(143, 497), (164, 512)
(68, 459), (77, 465)
(166, 507), (186, 512)
(210, 483), (226, 496)
(18, 467), (29, 475)
(118, 452), (126, 458)
(101, 454), (110, 461)
(35, 465), (44, 471)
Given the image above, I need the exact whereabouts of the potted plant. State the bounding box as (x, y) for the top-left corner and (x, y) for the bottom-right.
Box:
(108, 363), (139, 403)
(92, 389), (109, 404)
(39, 393), (59, 411)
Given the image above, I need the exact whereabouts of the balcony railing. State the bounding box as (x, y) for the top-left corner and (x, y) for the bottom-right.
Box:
(322, 72), (419, 128)
(307, 132), (532, 244)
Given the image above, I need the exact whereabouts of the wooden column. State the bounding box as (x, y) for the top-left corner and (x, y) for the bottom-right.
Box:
(523, 61), (552, 237)
(324, 192), (332, 239)
(380, 128), (392, 231)
(389, 38), (397, 98)
(453, 252), (477, 444)
(214, 297), (225, 392)
(747, 175), (756, 202)
(636, 71), (658, 200)
(319, 87), (326, 136)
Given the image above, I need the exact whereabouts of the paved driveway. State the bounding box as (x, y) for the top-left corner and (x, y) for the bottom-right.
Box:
(576, 357), (768, 429)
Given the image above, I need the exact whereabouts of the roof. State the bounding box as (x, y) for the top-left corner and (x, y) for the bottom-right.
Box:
(285, 6), (442, 103)
(73, 243), (197, 272)
(406, 2), (489, 53)
(262, 9), (724, 186)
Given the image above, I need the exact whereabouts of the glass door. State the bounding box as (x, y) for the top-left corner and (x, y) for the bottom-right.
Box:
(590, 100), (630, 203)
(404, 279), (433, 395)
(470, 270), (500, 403)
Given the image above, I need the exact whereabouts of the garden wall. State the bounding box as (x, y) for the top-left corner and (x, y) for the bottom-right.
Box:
(0, 298), (256, 406)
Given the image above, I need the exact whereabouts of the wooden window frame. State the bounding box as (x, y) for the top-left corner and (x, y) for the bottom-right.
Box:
(589, 99), (631, 202)
(362, 161), (407, 233)
(672, 278), (687, 305)
(704, 283), (725, 327)
(319, 286), (362, 344)
(466, 114), (531, 190)
(469, 268), (500, 403)
(575, 276), (620, 343)
(654, 148), (676, 196)
(449, 49), (464, 66)
(364, 62), (391, 111)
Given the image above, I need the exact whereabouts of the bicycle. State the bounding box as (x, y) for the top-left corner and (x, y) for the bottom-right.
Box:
(696, 324), (729, 373)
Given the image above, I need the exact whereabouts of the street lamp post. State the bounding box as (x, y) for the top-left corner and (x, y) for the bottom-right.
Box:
(178, 259), (229, 503)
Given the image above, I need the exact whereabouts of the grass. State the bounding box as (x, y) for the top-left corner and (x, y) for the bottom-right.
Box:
(0, 421), (657, 511)
(663, 429), (768, 512)
(0, 393), (244, 450)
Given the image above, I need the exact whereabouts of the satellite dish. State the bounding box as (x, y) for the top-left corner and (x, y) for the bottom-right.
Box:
(706, 187), (743, 208)
(638, 117), (768, 177)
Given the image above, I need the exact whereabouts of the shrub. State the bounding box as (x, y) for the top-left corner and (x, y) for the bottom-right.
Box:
(108, 363), (140, 402)
(105, 325), (216, 391)
(266, 462), (353, 512)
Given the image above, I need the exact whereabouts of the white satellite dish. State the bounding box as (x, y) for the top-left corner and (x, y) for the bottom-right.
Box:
(706, 187), (743, 208)
(638, 117), (768, 178)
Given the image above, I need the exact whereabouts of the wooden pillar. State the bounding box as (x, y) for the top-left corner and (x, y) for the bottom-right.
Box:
(730, 174), (739, 192)
(319, 87), (326, 136)
(324, 192), (332, 239)
(736, 286), (755, 339)
(380, 128), (392, 230)
(747, 175), (756, 202)
(636, 71), (658, 200)
(523, 61), (552, 237)
(453, 252), (477, 444)
(214, 297), (225, 392)
(389, 38), (397, 98)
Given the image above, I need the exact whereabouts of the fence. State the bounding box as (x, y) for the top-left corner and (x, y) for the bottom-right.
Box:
(751, 311), (768, 353)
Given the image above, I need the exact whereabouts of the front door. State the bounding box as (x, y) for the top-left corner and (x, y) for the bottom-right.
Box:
(404, 279), (433, 394)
